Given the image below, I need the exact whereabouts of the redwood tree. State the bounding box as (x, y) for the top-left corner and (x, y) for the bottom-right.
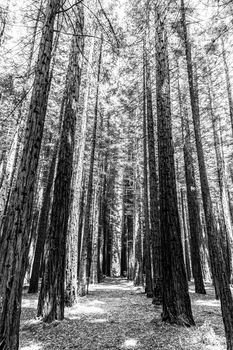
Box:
(155, 4), (195, 326)
(37, 4), (84, 322)
(0, 0), (60, 348)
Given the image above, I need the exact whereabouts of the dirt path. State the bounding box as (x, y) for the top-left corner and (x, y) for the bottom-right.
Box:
(20, 278), (226, 349)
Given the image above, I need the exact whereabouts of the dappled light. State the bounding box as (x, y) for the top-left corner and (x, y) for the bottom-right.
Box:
(88, 318), (108, 324)
(67, 303), (106, 316)
(19, 279), (226, 349)
(20, 342), (43, 350)
(194, 299), (220, 308)
(122, 338), (138, 348)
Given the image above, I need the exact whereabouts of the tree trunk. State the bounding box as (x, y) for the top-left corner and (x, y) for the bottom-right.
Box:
(0, 1), (60, 347)
(142, 42), (153, 297)
(28, 145), (58, 294)
(181, 1), (233, 346)
(183, 127), (206, 293)
(37, 6), (84, 322)
(180, 189), (192, 282)
(78, 35), (103, 296)
(156, 5), (195, 326)
(145, 41), (161, 303)
(133, 164), (144, 287)
(178, 79), (206, 293)
(66, 33), (95, 304)
(221, 37), (233, 138)
(206, 62), (233, 283)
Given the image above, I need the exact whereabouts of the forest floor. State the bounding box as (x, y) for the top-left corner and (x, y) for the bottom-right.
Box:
(19, 278), (226, 350)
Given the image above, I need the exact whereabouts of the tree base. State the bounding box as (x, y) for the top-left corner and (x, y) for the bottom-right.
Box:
(161, 311), (195, 327)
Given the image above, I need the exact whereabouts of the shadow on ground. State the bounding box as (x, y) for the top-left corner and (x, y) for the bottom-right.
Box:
(20, 278), (226, 350)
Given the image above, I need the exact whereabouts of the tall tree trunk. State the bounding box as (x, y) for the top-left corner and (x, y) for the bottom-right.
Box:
(178, 77), (206, 293)
(78, 35), (103, 296)
(183, 124), (206, 293)
(145, 40), (161, 303)
(121, 183), (127, 277)
(28, 144), (58, 294)
(142, 42), (153, 297)
(221, 37), (233, 138)
(66, 33), (95, 304)
(0, 1), (60, 347)
(206, 62), (233, 283)
(155, 5), (195, 326)
(180, 188), (192, 282)
(181, 1), (233, 346)
(37, 6), (84, 322)
(133, 159), (144, 286)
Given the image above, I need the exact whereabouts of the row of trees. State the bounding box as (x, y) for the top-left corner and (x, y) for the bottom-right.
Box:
(1, 0), (233, 349)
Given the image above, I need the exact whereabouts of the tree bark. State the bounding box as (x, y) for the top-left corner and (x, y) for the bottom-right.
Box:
(181, 1), (233, 346)
(78, 35), (103, 296)
(206, 61), (233, 283)
(142, 42), (153, 297)
(156, 5), (195, 326)
(66, 32), (95, 304)
(183, 121), (206, 294)
(37, 5), (84, 322)
(0, 1), (60, 347)
(28, 145), (58, 294)
(145, 40), (161, 303)
(221, 37), (233, 138)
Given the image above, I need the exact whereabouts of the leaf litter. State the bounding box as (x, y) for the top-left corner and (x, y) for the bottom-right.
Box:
(19, 278), (226, 349)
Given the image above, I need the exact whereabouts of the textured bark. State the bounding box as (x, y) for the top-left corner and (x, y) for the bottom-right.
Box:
(0, 2), (42, 228)
(180, 189), (192, 282)
(78, 35), (103, 296)
(181, 1), (233, 346)
(207, 64), (233, 283)
(66, 32), (94, 304)
(183, 123), (206, 293)
(28, 145), (57, 294)
(37, 7), (84, 322)
(156, 6), (194, 326)
(178, 78), (206, 293)
(125, 164), (134, 280)
(121, 190), (127, 277)
(142, 43), (153, 297)
(133, 169), (144, 287)
(145, 44), (161, 302)
(221, 37), (233, 138)
(0, 1), (59, 348)
(0, 126), (21, 226)
(180, 0), (218, 292)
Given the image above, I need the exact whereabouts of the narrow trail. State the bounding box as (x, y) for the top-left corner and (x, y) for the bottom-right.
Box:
(20, 278), (225, 350)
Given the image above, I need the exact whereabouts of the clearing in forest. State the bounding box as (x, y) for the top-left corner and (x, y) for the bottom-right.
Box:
(20, 278), (225, 350)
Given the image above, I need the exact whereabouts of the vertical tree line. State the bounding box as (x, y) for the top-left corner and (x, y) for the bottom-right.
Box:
(1, 0), (233, 348)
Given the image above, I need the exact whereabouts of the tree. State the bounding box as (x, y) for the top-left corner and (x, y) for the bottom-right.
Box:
(142, 41), (153, 297)
(181, 0), (233, 346)
(0, 0), (60, 347)
(182, 103), (206, 294)
(155, 3), (195, 326)
(37, 3), (84, 322)
(28, 144), (58, 294)
(145, 34), (161, 303)
(78, 34), (103, 296)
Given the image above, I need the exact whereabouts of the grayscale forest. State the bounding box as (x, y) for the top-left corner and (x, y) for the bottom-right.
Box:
(0, 0), (233, 349)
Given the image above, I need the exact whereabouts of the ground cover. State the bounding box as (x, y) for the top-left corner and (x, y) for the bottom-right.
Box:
(19, 278), (226, 350)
